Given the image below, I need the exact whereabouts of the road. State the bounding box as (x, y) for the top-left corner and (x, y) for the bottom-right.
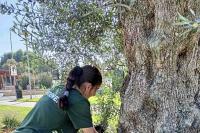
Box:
(0, 95), (43, 107)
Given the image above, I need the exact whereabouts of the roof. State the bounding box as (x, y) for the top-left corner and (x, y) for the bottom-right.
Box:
(0, 69), (10, 75)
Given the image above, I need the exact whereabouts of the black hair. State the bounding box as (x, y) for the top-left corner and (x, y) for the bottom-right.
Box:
(58, 65), (102, 109)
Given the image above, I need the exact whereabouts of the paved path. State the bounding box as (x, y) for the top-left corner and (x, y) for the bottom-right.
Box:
(0, 100), (36, 107)
(0, 95), (42, 107)
(0, 95), (42, 101)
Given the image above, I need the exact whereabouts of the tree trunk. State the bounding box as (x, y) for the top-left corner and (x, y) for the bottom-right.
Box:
(119, 0), (200, 132)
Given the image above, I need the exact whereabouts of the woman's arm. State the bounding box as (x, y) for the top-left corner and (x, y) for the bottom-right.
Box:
(82, 127), (98, 133)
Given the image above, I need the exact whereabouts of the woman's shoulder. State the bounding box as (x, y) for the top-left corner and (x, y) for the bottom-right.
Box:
(68, 89), (89, 105)
(48, 84), (65, 97)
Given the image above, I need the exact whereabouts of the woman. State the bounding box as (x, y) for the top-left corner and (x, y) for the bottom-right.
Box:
(14, 65), (102, 133)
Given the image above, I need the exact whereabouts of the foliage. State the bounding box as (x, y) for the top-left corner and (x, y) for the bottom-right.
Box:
(89, 68), (126, 132)
(0, 52), (12, 67)
(111, 68), (126, 92)
(2, 115), (20, 130)
(174, 9), (200, 37)
(18, 72), (52, 90)
(5, 59), (17, 67)
(0, 50), (23, 67)
(14, 49), (24, 62)
(0, 49), (57, 89)
(17, 61), (27, 74)
(90, 86), (121, 133)
(18, 74), (29, 90)
(18, 73), (36, 90)
(0, 105), (32, 131)
(91, 64), (127, 132)
(38, 72), (53, 89)
(0, 0), (125, 72)
(1, 59), (16, 70)
(0, 50), (57, 73)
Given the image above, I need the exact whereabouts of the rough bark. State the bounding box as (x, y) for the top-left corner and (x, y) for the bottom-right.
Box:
(119, 0), (200, 132)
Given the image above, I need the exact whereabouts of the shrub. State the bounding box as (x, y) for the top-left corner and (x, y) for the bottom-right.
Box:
(38, 73), (53, 89)
(90, 86), (121, 133)
(18, 74), (35, 90)
(18, 74), (29, 90)
(2, 115), (20, 130)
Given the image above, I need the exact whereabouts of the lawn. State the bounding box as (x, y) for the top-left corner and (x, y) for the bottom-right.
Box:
(17, 98), (40, 102)
(0, 105), (32, 132)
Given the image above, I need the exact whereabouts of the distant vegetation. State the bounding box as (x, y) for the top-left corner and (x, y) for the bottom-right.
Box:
(0, 49), (57, 89)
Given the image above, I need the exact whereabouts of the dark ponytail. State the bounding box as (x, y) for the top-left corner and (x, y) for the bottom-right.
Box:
(58, 66), (83, 109)
(58, 65), (102, 110)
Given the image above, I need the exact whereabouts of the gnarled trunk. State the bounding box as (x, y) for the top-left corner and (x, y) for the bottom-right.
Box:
(119, 0), (200, 132)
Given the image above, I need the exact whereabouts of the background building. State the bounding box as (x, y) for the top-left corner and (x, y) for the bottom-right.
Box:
(0, 69), (16, 90)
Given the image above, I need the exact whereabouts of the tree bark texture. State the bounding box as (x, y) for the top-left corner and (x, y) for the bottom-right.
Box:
(119, 0), (200, 132)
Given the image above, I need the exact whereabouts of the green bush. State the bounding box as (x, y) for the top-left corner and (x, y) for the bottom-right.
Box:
(90, 69), (125, 132)
(38, 73), (53, 89)
(18, 74), (36, 90)
(2, 115), (20, 130)
(18, 74), (29, 90)
(90, 86), (121, 133)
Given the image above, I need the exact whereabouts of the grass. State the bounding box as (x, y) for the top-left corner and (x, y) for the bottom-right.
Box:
(16, 98), (40, 102)
(0, 105), (32, 132)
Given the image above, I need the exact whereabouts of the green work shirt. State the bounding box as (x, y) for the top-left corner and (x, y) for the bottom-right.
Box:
(14, 85), (93, 133)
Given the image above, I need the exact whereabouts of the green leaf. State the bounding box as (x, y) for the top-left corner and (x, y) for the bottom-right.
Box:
(81, 11), (93, 18)
(189, 8), (195, 16)
(192, 22), (199, 28)
(177, 12), (190, 22)
(112, 3), (131, 11)
(173, 21), (191, 26)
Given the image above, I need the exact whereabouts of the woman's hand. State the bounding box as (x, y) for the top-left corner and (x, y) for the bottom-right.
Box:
(82, 127), (98, 133)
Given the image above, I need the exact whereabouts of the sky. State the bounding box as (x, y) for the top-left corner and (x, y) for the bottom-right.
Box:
(0, 0), (26, 57)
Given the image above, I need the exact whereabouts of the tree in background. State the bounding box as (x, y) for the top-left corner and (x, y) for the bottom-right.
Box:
(18, 74), (29, 90)
(0, 50), (56, 89)
(0, 52), (12, 68)
(38, 72), (53, 89)
(2, 0), (200, 132)
(13, 49), (24, 63)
